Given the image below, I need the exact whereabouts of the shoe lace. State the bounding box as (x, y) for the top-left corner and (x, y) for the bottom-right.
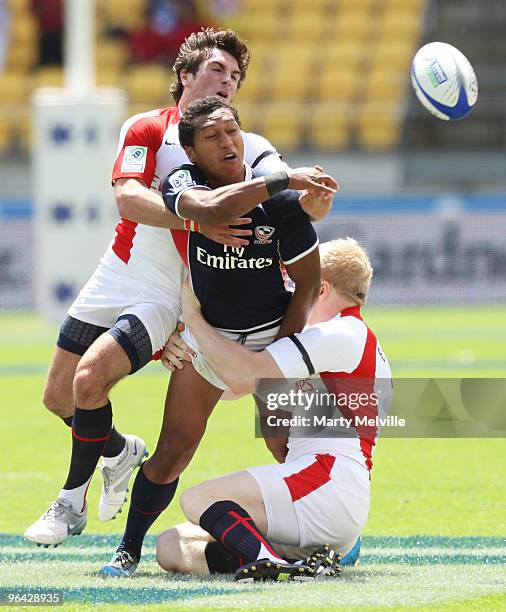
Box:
(115, 550), (137, 569)
(43, 499), (72, 521)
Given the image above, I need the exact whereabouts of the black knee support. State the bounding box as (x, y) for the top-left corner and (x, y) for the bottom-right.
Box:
(107, 314), (153, 374)
(57, 315), (108, 356)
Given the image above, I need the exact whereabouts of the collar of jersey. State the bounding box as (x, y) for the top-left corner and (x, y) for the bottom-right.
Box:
(340, 306), (362, 319)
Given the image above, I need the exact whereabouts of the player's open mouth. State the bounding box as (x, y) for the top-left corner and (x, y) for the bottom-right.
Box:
(223, 153), (237, 161)
(216, 91), (228, 99)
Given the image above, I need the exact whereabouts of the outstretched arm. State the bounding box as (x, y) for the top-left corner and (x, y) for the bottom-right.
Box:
(171, 168), (337, 226)
(244, 136), (337, 223)
(115, 177), (252, 247)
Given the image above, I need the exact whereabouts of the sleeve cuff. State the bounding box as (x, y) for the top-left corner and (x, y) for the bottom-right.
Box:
(265, 336), (310, 379)
(174, 185), (211, 218)
(282, 238), (319, 265)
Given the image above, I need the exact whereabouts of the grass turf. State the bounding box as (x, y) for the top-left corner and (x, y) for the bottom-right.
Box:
(0, 307), (505, 610)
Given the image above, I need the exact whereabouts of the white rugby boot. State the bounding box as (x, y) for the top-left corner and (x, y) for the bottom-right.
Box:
(24, 499), (87, 547)
(98, 434), (147, 521)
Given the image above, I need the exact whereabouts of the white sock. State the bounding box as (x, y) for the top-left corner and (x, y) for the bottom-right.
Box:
(257, 542), (285, 563)
(59, 477), (91, 513)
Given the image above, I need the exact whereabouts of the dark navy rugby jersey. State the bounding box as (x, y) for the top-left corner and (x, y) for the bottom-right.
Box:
(162, 164), (318, 332)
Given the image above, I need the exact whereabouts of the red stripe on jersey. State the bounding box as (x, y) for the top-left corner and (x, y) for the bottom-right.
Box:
(320, 308), (378, 472)
(170, 229), (190, 268)
(112, 107), (180, 186)
(152, 348), (163, 361)
(112, 219), (138, 264)
(283, 453), (336, 502)
(359, 438), (375, 472)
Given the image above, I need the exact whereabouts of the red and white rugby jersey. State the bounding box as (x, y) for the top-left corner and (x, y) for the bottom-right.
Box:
(265, 306), (392, 472)
(102, 106), (289, 296)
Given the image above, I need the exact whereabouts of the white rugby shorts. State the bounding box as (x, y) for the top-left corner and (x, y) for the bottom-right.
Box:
(181, 324), (280, 390)
(247, 452), (370, 560)
(67, 262), (181, 357)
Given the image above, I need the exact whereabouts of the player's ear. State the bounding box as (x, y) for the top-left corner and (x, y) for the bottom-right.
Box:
(180, 69), (193, 87)
(320, 280), (331, 299)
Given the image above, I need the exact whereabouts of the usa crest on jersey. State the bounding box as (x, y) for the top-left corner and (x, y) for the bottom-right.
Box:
(255, 225), (275, 245)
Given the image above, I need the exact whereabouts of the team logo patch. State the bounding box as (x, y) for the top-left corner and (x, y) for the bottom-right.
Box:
(121, 146), (147, 172)
(254, 225), (275, 245)
(169, 169), (196, 192)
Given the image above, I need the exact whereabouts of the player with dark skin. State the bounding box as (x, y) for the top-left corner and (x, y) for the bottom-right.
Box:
(101, 98), (337, 576)
(147, 105), (332, 486)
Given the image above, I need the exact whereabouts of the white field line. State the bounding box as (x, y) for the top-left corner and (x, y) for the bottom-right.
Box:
(1, 545), (119, 556)
(364, 546), (506, 557)
(2, 545), (504, 557)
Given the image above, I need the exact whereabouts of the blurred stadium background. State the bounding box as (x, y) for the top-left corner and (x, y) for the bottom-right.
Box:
(0, 0), (505, 315)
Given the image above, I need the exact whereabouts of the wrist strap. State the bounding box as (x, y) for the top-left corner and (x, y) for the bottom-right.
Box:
(184, 219), (200, 232)
(264, 171), (289, 197)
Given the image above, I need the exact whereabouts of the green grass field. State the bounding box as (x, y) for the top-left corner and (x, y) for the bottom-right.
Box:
(0, 308), (505, 611)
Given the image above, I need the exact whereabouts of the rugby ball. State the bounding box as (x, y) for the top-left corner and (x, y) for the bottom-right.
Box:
(411, 42), (478, 121)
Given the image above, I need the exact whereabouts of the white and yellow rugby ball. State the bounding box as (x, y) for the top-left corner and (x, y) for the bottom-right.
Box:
(411, 42), (478, 121)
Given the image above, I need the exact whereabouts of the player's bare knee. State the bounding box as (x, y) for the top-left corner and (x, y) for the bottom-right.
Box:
(156, 528), (182, 572)
(42, 384), (60, 414)
(179, 487), (202, 524)
(181, 482), (226, 524)
(73, 363), (108, 407)
(42, 382), (70, 417)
